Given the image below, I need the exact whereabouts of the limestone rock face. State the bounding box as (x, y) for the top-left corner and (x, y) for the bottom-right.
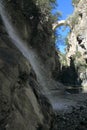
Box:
(0, 1), (54, 129)
(1, 0), (56, 75)
(0, 23), (45, 130)
(66, 0), (87, 88)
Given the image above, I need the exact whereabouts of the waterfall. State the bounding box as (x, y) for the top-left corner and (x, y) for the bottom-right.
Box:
(0, 1), (64, 106)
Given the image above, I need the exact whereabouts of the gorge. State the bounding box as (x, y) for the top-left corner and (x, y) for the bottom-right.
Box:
(0, 0), (87, 130)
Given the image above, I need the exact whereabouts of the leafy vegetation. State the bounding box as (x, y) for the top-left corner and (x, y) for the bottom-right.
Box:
(72, 0), (80, 5)
(67, 12), (79, 28)
(59, 53), (68, 66)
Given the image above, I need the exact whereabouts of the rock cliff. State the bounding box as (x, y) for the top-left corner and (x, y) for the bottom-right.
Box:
(0, 0), (55, 129)
(66, 0), (87, 89)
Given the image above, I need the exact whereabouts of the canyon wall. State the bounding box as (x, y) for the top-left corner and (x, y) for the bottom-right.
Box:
(66, 0), (87, 89)
(1, 0), (87, 130)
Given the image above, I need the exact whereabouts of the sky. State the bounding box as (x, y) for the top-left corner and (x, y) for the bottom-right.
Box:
(52, 0), (74, 53)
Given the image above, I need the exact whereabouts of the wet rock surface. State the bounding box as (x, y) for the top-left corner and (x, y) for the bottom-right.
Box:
(0, 19), (44, 130)
(50, 93), (87, 130)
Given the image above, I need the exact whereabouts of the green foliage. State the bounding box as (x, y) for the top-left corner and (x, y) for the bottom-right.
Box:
(67, 12), (79, 28)
(72, 45), (81, 59)
(49, 0), (56, 3)
(36, 0), (60, 24)
(76, 51), (81, 58)
(51, 11), (62, 22)
(35, 0), (56, 12)
(72, 0), (79, 5)
(75, 45), (81, 58)
(65, 37), (69, 45)
(59, 53), (68, 66)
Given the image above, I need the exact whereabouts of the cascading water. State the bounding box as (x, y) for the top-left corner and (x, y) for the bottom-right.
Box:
(0, 1), (65, 109)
